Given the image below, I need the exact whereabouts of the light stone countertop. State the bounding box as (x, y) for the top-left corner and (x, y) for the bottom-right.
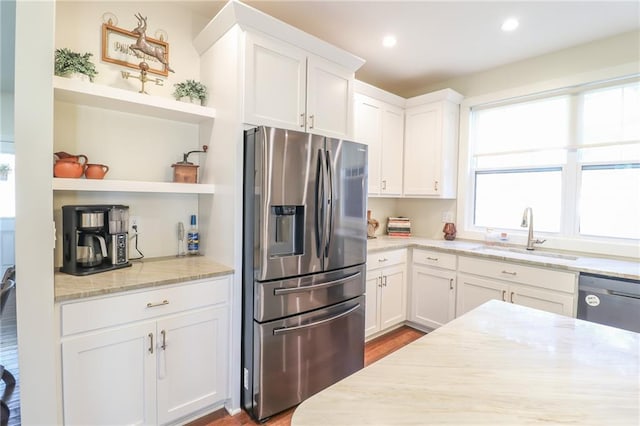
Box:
(54, 256), (233, 302)
(367, 236), (640, 280)
(292, 300), (640, 426)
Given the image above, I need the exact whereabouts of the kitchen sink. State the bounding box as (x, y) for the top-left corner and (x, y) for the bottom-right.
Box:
(472, 246), (579, 261)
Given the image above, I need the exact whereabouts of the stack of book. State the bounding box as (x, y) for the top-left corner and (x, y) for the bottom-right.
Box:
(387, 217), (411, 237)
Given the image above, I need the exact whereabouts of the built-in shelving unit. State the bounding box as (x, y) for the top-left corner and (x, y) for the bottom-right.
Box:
(52, 178), (215, 194)
(52, 76), (217, 195)
(53, 76), (216, 124)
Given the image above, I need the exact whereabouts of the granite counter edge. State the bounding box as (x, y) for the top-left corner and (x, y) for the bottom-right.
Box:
(367, 239), (639, 280)
(55, 269), (234, 303)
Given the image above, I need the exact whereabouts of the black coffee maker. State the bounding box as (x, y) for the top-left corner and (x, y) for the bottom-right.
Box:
(61, 205), (131, 276)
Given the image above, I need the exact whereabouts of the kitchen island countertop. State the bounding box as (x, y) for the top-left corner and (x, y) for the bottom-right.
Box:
(292, 300), (639, 425)
(367, 236), (640, 280)
(54, 256), (233, 302)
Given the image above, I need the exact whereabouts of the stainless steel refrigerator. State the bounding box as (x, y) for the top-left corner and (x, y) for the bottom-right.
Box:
(242, 126), (368, 421)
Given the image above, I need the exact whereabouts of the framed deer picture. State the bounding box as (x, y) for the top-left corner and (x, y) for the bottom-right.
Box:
(101, 16), (172, 77)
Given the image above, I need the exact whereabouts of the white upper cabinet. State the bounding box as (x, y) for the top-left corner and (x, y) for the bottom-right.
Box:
(403, 89), (463, 198)
(244, 32), (307, 131)
(244, 31), (354, 139)
(354, 88), (404, 196)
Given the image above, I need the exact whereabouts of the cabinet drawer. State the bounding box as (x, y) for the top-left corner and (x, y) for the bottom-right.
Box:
(61, 276), (231, 336)
(367, 249), (406, 270)
(412, 249), (456, 270)
(458, 256), (576, 293)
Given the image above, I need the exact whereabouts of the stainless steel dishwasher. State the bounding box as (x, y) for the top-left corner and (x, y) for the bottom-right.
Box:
(577, 273), (640, 333)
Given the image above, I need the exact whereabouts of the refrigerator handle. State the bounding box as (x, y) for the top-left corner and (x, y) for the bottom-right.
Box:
(325, 150), (335, 257)
(272, 303), (361, 335)
(315, 148), (325, 259)
(273, 271), (361, 295)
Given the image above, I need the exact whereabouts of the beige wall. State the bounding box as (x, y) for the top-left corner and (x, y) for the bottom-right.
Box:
(413, 30), (640, 98)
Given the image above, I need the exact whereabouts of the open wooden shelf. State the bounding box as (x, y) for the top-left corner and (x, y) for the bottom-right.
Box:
(53, 76), (216, 124)
(53, 178), (215, 194)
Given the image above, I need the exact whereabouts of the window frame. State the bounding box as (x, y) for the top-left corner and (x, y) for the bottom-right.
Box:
(457, 73), (640, 259)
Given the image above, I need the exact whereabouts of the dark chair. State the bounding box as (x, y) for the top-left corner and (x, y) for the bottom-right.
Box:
(0, 266), (16, 426)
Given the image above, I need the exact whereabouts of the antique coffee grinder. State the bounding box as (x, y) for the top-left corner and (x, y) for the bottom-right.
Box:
(171, 145), (208, 183)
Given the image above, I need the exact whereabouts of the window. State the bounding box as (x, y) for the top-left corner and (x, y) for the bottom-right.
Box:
(469, 78), (640, 241)
(0, 148), (15, 219)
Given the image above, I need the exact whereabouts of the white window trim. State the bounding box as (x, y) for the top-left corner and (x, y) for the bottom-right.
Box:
(457, 63), (640, 259)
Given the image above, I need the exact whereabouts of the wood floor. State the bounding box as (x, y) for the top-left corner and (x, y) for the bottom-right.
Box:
(188, 326), (426, 426)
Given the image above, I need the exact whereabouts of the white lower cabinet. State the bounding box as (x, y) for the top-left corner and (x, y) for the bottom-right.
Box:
(409, 249), (457, 329)
(456, 256), (577, 317)
(365, 249), (407, 338)
(59, 277), (230, 425)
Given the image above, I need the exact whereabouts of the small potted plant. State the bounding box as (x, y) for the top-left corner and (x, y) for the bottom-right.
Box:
(0, 164), (11, 181)
(54, 48), (98, 82)
(173, 80), (207, 105)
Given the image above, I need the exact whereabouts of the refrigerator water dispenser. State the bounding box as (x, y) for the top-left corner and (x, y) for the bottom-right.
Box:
(270, 205), (304, 257)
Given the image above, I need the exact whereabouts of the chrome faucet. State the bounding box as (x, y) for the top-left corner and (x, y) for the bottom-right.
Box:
(521, 207), (546, 250)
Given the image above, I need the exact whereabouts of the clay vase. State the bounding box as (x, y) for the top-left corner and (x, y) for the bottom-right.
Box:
(85, 163), (109, 179)
(443, 222), (457, 241)
(367, 210), (380, 239)
(54, 157), (86, 178)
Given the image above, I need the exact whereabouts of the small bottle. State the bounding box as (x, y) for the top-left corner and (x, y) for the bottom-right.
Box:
(187, 214), (199, 255)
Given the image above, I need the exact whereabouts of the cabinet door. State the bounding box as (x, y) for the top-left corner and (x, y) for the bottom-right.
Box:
(509, 284), (575, 317)
(156, 306), (229, 425)
(61, 322), (157, 425)
(403, 102), (442, 196)
(380, 105), (404, 196)
(244, 32), (307, 131)
(307, 54), (353, 138)
(456, 273), (507, 317)
(379, 264), (406, 330)
(364, 270), (381, 337)
(411, 265), (456, 329)
(354, 94), (382, 195)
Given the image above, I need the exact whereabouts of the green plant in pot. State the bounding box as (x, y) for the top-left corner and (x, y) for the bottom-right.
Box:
(54, 48), (98, 82)
(173, 80), (207, 105)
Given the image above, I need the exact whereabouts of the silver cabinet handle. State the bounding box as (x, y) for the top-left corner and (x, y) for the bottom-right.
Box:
(309, 114), (315, 129)
(147, 300), (169, 308)
(501, 270), (517, 276)
(299, 113), (305, 128)
(434, 181), (439, 191)
(427, 257), (438, 261)
(383, 275), (388, 287)
(376, 276), (382, 288)
(502, 290), (507, 301)
(161, 330), (167, 351)
(382, 180), (387, 190)
(148, 333), (154, 354)
(510, 292), (514, 303)
(449, 278), (454, 290)
(378, 257), (388, 263)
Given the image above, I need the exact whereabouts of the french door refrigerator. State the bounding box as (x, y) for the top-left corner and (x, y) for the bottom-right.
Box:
(242, 126), (368, 421)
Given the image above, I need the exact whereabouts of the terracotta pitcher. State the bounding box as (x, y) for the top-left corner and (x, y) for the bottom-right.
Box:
(84, 163), (109, 179)
(54, 152), (88, 164)
(53, 153), (88, 178)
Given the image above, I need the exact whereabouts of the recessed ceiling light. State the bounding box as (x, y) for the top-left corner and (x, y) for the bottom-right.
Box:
(382, 35), (397, 48)
(501, 17), (519, 32)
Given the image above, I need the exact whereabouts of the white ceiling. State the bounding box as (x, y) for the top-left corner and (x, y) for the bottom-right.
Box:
(2, 1), (638, 98)
(191, 0), (640, 97)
